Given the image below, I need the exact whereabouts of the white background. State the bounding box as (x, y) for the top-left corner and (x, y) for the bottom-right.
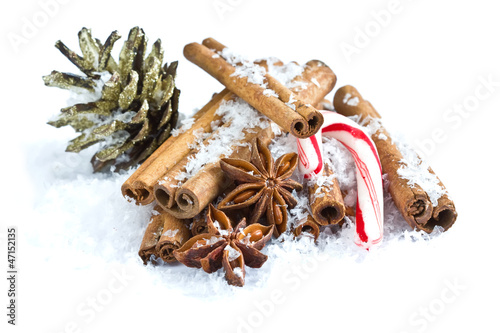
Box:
(1, 0), (499, 332)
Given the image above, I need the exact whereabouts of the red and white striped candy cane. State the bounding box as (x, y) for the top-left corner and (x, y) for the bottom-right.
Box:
(296, 110), (384, 249)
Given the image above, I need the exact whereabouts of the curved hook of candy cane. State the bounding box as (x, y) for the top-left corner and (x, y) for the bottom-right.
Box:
(296, 111), (384, 249)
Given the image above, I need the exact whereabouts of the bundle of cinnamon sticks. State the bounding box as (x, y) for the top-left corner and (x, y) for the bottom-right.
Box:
(184, 38), (333, 138)
(132, 38), (339, 263)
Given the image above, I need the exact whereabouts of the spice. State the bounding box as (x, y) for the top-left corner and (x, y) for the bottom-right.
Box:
(138, 206), (191, 265)
(184, 39), (337, 138)
(293, 215), (321, 241)
(218, 139), (303, 236)
(174, 205), (273, 287)
(308, 164), (346, 225)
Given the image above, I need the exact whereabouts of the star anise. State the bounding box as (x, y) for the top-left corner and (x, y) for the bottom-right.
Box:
(173, 204), (273, 287)
(218, 139), (303, 237)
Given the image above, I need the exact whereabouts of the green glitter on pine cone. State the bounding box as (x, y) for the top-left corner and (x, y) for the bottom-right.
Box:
(43, 27), (179, 173)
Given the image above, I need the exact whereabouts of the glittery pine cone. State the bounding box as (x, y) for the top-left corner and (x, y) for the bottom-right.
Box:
(43, 27), (179, 172)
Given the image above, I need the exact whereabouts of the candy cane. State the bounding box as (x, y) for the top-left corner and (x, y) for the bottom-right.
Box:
(296, 110), (384, 249)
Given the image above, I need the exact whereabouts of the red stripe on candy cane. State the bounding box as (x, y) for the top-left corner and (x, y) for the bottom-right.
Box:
(355, 202), (368, 243)
(297, 135), (323, 179)
(343, 145), (382, 229)
(323, 123), (382, 172)
(297, 141), (309, 169)
(310, 135), (323, 176)
(356, 202), (382, 247)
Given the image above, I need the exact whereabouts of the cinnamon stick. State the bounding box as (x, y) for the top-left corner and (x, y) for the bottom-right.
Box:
(153, 146), (204, 210)
(138, 206), (164, 265)
(293, 215), (321, 241)
(290, 60), (337, 107)
(203, 38), (284, 73)
(190, 212), (208, 236)
(121, 89), (234, 205)
(202, 38), (337, 127)
(184, 40), (332, 138)
(333, 85), (457, 233)
(308, 164), (345, 225)
(155, 212), (191, 263)
(342, 191), (356, 217)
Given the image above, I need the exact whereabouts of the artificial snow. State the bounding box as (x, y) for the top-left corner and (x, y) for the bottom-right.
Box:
(263, 88), (279, 98)
(220, 47), (305, 91)
(171, 116), (196, 137)
(225, 244), (241, 261)
(239, 232), (253, 245)
(233, 267), (244, 278)
(171, 98), (269, 183)
(285, 94), (297, 111)
(266, 59), (305, 89)
(66, 71), (112, 105)
(222, 47), (268, 88)
(394, 133), (448, 206)
(214, 220), (230, 236)
(28, 50), (454, 301)
(162, 229), (179, 237)
(342, 92), (359, 106)
(195, 236), (222, 248)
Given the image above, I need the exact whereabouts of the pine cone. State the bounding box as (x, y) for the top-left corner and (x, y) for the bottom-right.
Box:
(43, 27), (179, 172)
